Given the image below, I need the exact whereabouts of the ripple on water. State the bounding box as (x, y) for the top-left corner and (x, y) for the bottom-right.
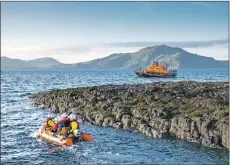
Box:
(1, 70), (229, 165)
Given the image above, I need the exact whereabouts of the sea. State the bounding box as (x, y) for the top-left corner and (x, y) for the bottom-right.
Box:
(1, 68), (229, 164)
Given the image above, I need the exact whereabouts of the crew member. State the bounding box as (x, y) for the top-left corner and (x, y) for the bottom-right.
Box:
(42, 114), (55, 132)
(53, 113), (70, 136)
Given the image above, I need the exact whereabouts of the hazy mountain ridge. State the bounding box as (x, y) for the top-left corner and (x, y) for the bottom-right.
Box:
(73, 45), (228, 69)
(1, 45), (228, 70)
(1, 57), (62, 69)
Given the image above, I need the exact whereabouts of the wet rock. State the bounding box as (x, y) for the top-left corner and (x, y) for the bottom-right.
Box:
(150, 108), (171, 119)
(113, 108), (131, 121)
(131, 118), (139, 128)
(121, 115), (131, 129)
(162, 120), (171, 131)
(151, 128), (161, 138)
(149, 120), (161, 129)
(191, 121), (200, 139)
(132, 108), (143, 119)
(201, 119), (211, 139)
(95, 113), (105, 126)
(144, 127), (152, 136)
(113, 122), (123, 129)
(138, 123), (148, 133)
(169, 117), (179, 133)
(30, 81), (229, 149)
(222, 123), (229, 148)
(102, 117), (114, 127)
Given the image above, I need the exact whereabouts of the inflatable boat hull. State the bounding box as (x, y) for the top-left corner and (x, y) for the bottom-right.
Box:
(36, 130), (94, 146)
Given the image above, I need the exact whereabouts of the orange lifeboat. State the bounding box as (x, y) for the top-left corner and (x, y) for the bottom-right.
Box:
(135, 61), (177, 78)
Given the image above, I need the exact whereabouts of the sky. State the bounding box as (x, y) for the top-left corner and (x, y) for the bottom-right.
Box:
(1, 2), (229, 63)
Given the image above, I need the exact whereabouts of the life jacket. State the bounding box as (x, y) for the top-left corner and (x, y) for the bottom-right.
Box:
(41, 118), (54, 131)
(67, 120), (80, 138)
(59, 127), (67, 135)
(70, 120), (80, 130)
(53, 117), (70, 131)
(47, 119), (55, 127)
(45, 118), (55, 131)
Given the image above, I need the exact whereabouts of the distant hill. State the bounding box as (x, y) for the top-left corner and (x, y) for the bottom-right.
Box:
(1, 57), (62, 69)
(73, 45), (228, 69)
(1, 45), (228, 70)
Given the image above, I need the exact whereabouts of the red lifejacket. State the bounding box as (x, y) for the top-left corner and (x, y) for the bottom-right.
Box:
(53, 117), (70, 131)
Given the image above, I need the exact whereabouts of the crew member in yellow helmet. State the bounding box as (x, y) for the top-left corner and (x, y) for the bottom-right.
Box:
(42, 114), (55, 132)
(69, 114), (80, 135)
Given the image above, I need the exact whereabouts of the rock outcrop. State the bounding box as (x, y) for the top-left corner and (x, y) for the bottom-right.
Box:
(30, 81), (229, 149)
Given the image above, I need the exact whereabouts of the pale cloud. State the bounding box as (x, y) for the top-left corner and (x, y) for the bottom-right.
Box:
(104, 39), (228, 48)
(2, 45), (42, 54)
(184, 43), (228, 60)
(1, 44), (143, 64)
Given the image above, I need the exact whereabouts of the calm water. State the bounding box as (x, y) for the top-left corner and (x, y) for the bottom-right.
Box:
(1, 69), (229, 164)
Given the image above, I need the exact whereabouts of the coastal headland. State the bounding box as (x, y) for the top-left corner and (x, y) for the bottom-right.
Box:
(30, 81), (229, 149)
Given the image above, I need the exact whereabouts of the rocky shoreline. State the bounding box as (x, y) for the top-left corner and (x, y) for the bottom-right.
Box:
(30, 81), (229, 149)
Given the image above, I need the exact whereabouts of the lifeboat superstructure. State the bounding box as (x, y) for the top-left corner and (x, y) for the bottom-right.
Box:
(135, 61), (177, 78)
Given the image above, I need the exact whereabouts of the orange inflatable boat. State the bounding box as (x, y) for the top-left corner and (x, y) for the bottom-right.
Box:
(36, 130), (94, 146)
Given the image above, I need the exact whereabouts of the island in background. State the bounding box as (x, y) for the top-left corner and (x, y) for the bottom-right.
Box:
(1, 45), (228, 70)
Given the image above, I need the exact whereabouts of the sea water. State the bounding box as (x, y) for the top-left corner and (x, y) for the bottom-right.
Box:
(1, 69), (229, 164)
